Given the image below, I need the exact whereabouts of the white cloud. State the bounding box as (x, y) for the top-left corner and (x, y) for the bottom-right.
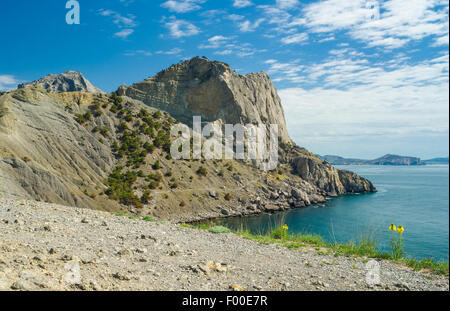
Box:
(124, 50), (152, 57)
(226, 14), (245, 21)
(215, 50), (233, 55)
(257, 6), (292, 25)
(198, 35), (235, 48)
(301, 0), (449, 49)
(98, 9), (138, 39)
(98, 9), (137, 28)
(238, 18), (265, 32)
(276, 52), (449, 156)
(119, 0), (134, 6)
(432, 33), (449, 46)
(161, 0), (207, 13)
(165, 17), (200, 38)
(155, 48), (184, 55)
(209, 35), (232, 42)
(276, 0), (299, 10)
(199, 36), (266, 58)
(281, 33), (308, 44)
(233, 0), (253, 8)
(114, 29), (134, 39)
(0, 75), (19, 91)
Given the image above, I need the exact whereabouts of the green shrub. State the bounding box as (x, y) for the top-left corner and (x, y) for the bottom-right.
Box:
(147, 172), (163, 182)
(152, 160), (161, 170)
(110, 105), (119, 113)
(196, 166), (208, 177)
(105, 166), (142, 207)
(224, 193), (232, 201)
(209, 226), (231, 234)
(141, 190), (152, 204)
(142, 216), (156, 222)
(148, 181), (160, 190)
(118, 122), (129, 132)
(111, 93), (123, 106)
(270, 226), (289, 240)
(143, 142), (155, 154)
(75, 111), (92, 124)
(100, 126), (110, 136)
(138, 109), (148, 118)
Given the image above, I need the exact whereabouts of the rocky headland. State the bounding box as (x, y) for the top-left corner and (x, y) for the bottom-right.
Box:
(0, 57), (375, 223)
(320, 154), (424, 166)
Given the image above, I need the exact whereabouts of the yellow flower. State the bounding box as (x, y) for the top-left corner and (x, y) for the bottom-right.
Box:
(397, 225), (405, 235)
(282, 225), (288, 231)
(389, 224), (396, 231)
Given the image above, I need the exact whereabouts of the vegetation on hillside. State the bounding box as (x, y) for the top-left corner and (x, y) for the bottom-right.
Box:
(74, 92), (248, 209)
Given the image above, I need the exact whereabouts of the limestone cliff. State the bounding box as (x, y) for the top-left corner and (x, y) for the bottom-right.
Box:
(118, 57), (375, 196)
(18, 71), (103, 94)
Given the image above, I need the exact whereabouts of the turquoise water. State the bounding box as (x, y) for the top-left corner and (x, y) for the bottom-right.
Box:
(218, 165), (449, 262)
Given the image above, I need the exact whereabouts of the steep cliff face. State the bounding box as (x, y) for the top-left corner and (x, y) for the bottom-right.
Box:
(280, 144), (376, 196)
(18, 71), (103, 94)
(117, 57), (291, 142)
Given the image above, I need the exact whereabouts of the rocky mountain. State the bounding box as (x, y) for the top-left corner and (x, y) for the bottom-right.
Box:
(0, 57), (375, 222)
(18, 71), (103, 94)
(117, 57), (291, 142)
(320, 154), (424, 166)
(118, 57), (375, 195)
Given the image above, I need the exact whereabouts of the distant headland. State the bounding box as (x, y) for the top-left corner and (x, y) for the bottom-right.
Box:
(318, 154), (449, 166)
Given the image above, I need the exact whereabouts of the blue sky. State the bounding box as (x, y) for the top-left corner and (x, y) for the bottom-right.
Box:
(0, 0), (448, 159)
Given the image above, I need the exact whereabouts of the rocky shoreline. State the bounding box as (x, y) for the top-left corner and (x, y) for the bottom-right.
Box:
(1, 198), (448, 291)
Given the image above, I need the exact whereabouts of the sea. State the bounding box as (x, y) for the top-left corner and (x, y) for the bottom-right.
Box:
(217, 165), (449, 262)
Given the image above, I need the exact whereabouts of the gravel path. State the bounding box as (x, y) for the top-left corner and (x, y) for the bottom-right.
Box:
(0, 198), (448, 291)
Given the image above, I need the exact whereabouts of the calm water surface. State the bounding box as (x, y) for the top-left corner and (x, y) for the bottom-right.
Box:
(218, 165), (449, 261)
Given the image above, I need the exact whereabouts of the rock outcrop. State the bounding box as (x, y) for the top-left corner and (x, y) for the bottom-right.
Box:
(117, 57), (291, 142)
(18, 71), (103, 94)
(281, 145), (376, 196)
